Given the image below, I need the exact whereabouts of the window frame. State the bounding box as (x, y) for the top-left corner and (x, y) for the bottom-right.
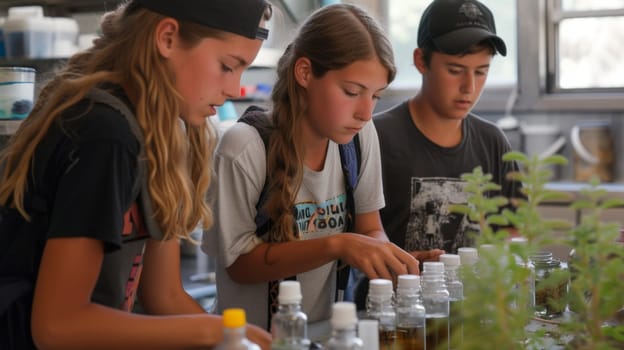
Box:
(515, 0), (624, 111)
(379, 0), (624, 112)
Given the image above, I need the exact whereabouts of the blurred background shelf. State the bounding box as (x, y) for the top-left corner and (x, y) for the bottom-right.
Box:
(0, 0), (123, 15)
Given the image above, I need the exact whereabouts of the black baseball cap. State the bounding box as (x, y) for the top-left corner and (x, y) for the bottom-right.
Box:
(418, 0), (506, 56)
(135, 0), (270, 40)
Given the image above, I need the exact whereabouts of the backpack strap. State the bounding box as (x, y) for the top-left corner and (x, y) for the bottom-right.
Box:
(85, 89), (163, 240)
(335, 134), (360, 302)
(237, 106), (275, 238)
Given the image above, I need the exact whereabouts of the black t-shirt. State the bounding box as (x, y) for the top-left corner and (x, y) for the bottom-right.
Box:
(1, 92), (150, 311)
(374, 101), (522, 253)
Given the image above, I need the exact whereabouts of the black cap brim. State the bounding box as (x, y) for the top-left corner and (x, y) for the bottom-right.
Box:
(433, 27), (507, 56)
(136, 0), (269, 41)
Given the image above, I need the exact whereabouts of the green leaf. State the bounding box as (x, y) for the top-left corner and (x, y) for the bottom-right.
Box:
(542, 154), (569, 166)
(502, 151), (528, 162)
(600, 198), (624, 209)
(450, 204), (471, 215)
(487, 215), (509, 226)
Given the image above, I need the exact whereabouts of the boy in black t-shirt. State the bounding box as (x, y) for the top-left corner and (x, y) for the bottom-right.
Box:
(374, 0), (521, 258)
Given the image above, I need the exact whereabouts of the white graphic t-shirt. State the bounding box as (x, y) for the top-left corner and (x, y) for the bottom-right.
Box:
(204, 120), (384, 330)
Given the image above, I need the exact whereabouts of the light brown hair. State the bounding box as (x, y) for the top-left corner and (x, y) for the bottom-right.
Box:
(265, 3), (396, 243)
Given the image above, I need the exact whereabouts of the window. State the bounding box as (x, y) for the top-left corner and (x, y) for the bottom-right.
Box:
(548, 0), (624, 91)
(386, 0), (518, 89)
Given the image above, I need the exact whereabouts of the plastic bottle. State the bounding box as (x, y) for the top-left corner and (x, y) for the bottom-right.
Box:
(358, 319), (380, 350)
(457, 247), (478, 267)
(326, 302), (363, 350)
(440, 254), (464, 349)
(216, 308), (261, 350)
(509, 237), (535, 310)
(421, 261), (450, 350)
(271, 281), (311, 350)
(366, 279), (396, 350)
(457, 247), (478, 302)
(394, 275), (425, 350)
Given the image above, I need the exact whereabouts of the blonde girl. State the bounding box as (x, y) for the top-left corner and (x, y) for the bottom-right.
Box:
(0, 1), (272, 348)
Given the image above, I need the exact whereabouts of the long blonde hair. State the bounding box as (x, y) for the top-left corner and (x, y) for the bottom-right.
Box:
(0, 2), (270, 241)
(265, 3), (396, 243)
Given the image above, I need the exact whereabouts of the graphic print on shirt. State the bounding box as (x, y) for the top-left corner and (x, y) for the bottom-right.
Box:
(405, 178), (479, 253)
(294, 194), (347, 236)
(119, 201), (148, 311)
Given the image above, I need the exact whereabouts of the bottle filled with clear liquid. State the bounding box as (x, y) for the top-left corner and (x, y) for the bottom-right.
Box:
(440, 254), (464, 349)
(366, 279), (396, 350)
(395, 275), (426, 350)
(422, 261), (450, 350)
(326, 302), (364, 350)
(271, 281), (311, 350)
(216, 308), (261, 350)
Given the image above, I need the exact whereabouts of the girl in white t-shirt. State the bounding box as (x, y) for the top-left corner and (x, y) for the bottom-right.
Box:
(206, 3), (419, 330)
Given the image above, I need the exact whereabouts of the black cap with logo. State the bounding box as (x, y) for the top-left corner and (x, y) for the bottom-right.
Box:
(135, 0), (270, 40)
(418, 0), (506, 56)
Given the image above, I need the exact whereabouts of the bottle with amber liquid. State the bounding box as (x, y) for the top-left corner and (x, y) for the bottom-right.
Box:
(366, 279), (396, 350)
(395, 275), (425, 350)
(422, 262), (450, 350)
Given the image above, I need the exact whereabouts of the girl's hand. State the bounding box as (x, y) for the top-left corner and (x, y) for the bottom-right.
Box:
(332, 233), (419, 280)
(246, 323), (272, 350)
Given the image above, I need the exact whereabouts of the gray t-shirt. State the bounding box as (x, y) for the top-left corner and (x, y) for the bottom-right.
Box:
(203, 120), (384, 330)
(373, 101), (521, 254)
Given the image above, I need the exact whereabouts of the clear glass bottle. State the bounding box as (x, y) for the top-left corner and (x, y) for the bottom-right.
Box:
(440, 254), (463, 349)
(530, 252), (568, 319)
(394, 275), (425, 350)
(327, 302), (364, 350)
(366, 279), (396, 350)
(216, 308), (261, 350)
(271, 281), (311, 350)
(422, 261), (450, 350)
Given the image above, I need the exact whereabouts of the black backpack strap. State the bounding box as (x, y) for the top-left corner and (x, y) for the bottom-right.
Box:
(85, 89), (163, 241)
(336, 134), (361, 301)
(237, 106), (284, 328)
(86, 89), (144, 208)
(237, 106), (274, 238)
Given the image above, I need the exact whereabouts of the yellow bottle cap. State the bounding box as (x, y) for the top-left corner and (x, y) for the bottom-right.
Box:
(222, 308), (246, 328)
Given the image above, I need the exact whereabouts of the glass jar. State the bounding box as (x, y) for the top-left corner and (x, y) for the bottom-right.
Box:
(530, 252), (568, 319)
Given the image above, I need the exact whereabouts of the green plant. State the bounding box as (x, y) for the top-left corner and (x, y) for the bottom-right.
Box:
(562, 178), (624, 349)
(451, 152), (624, 350)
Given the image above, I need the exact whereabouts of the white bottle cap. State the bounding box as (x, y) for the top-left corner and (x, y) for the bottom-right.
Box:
(278, 280), (302, 304)
(397, 274), (421, 291)
(331, 302), (358, 330)
(479, 244), (496, 252)
(422, 261), (445, 275)
(368, 279), (393, 299)
(439, 254), (461, 267)
(510, 237), (528, 245)
(358, 319), (379, 350)
(457, 247), (478, 266)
